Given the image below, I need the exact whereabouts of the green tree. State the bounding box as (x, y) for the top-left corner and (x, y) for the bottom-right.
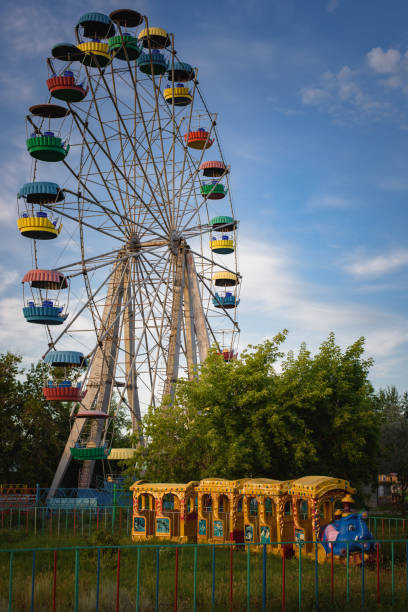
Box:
(0, 353), (72, 486)
(125, 332), (379, 488)
(0, 353), (23, 480)
(274, 333), (378, 484)
(374, 386), (403, 422)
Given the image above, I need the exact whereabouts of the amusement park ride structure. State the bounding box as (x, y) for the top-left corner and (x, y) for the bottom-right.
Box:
(17, 9), (241, 498)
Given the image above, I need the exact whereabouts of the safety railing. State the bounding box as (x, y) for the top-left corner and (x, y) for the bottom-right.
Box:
(367, 515), (407, 538)
(1, 539), (408, 611)
(0, 506), (132, 537)
(1, 509), (407, 541)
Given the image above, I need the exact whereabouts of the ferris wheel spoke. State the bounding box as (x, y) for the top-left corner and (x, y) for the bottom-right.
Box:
(62, 166), (167, 240)
(63, 161), (131, 237)
(138, 253), (174, 407)
(188, 248), (241, 279)
(132, 261), (157, 395)
(91, 64), (172, 233)
(112, 51), (173, 230)
(68, 110), (131, 235)
(70, 109), (170, 234)
(42, 254), (131, 358)
(76, 67), (128, 218)
(138, 254), (174, 354)
(39, 199), (126, 243)
(87, 249), (170, 364)
(107, 250), (172, 413)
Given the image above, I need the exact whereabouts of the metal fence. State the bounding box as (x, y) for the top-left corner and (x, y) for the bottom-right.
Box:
(0, 505), (132, 537)
(1, 508), (407, 542)
(0, 484), (132, 510)
(367, 515), (407, 538)
(1, 539), (408, 611)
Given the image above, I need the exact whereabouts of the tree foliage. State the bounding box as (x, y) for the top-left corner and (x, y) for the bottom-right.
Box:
(125, 332), (379, 488)
(374, 385), (408, 422)
(379, 419), (408, 509)
(0, 352), (72, 486)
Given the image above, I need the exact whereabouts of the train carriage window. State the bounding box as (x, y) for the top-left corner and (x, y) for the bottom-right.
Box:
(299, 500), (308, 520)
(284, 501), (292, 516)
(265, 497), (275, 516)
(249, 498), (258, 516)
(319, 504), (324, 518)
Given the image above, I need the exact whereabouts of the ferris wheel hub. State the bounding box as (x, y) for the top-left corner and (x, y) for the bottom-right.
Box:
(169, 230), (183, 255)
(127, 233), (141, 253)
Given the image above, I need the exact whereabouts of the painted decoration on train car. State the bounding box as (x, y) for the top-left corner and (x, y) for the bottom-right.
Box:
(156, 517), (170, 534)
(260, 525), (270, 544)
(295, 528), (305, 544)
(134, 517), (145, 532)
(214, 520), (223, 538)
(245, 524), (254, 542)
(198, 519), (207, 535)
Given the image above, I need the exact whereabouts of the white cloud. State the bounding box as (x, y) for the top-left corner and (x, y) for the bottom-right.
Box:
(367, 47), (401, 74)
(380, 75), (402, 89)
(301, 87), (329, 105)
(301, 66), (365, 109)
(344, 249), (408, 278)
(326, 0), (341, 13)
(238, 237), (408, 386)
(307, 194), (350, 210)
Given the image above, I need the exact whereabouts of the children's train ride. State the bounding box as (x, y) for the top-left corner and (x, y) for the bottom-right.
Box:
(131, 475), (374, 564)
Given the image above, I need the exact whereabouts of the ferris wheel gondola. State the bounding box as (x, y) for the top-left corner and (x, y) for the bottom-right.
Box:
(17, 7), (242, 496)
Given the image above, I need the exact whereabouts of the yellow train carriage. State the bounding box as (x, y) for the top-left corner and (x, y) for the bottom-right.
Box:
(242, 478), (293, 551)
(130, 480), (198, 542)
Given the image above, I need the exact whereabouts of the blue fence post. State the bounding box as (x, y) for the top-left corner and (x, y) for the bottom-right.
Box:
(113, 485), (117, 529)
(193, 545), (198, 612)
(95, 548), (101, 612)
(391, 541), (395, 606)
(74, 549), (80, 612)
(298, 542), (302, 611)
(155, 547), (160, 612)
(35, 484), (40, 505)
(30, 551), (36, 612)
(8, 551), (14, 612)
(406, 542), (408, 597)
(262, 543), (267, 611)
(361, 545), (365, 608)
(211, 544), (215, 612)
(314, 541), (319, 608)
(136, 547), (141, 612)
(246, 544), (250, 612)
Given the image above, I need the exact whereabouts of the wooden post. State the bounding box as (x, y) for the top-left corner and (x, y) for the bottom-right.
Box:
(183, 264), (197, 380)
(185, 250), (210, 362)
(163, 248), (185, 401)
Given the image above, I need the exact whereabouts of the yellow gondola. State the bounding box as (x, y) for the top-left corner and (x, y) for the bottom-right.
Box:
(77, 41), (111, 67)
(17, 214), (62, 240)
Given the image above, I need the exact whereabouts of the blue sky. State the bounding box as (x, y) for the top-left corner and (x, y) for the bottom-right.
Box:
(1, 0), (408, 390)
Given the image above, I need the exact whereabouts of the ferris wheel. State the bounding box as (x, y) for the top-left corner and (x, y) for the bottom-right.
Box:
(17, 9), (241, 495)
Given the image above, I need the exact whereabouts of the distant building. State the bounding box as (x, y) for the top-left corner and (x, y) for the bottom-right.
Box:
(378, 473), (401, 503)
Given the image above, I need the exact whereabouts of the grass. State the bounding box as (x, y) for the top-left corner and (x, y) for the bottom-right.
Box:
(1, 531), (408, 610)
